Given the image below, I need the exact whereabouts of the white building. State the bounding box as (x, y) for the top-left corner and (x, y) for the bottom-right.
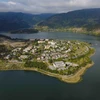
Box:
(31, 49), (35, 53)
(38, 40), (45, 44)
(48, 41), (56, 46)
(48, 66), (56, 70)
(45, 45), (50, 49)
(53, 61), (65, 69)
(5, 55), (10, 60)
(23, 46), (32, 53)
(65, 49), (71, 53)
(19, 55), (28, 60)
(12, 48), (21, 52)
(66, 62), (79, 67)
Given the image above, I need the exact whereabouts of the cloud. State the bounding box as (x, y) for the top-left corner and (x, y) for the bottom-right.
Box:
(0, 0), (99, 14)
(8, 1), (16, 5)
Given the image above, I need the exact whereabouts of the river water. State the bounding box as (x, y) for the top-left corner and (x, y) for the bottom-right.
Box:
(0, 32), (100, 100)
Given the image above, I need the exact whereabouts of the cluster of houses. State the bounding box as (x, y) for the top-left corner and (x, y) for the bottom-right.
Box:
(3, 39), (86, 71)
(38, 40), (72, 61)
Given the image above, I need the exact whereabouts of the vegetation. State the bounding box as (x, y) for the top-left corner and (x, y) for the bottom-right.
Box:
(0, 45), (11, 60)
(37, 8), (100, 36)
(0, 37), (95, 83)
(24, 61), (48, 70)
(0, 8), (100, 36)
(0, 36), (95, 83)
(10, 28), (39, 34)
(0, 12), (54, 31)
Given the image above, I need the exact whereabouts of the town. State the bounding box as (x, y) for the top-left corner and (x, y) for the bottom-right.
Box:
(0, 38), (94, 75)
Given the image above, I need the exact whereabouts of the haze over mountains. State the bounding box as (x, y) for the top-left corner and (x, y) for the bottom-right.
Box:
(0, 12), (54, 31)
(0, 8), (100, 35)
(38, 8), (100, 31)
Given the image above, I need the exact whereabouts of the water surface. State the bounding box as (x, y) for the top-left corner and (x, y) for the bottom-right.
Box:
(0, 32), (100, 100)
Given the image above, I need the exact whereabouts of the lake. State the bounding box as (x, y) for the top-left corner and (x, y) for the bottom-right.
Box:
(0, 32), (100, 100)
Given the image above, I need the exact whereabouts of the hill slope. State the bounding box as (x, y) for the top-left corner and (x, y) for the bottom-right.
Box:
(38, 8), (100, 35)
(0, 12), (54, 31)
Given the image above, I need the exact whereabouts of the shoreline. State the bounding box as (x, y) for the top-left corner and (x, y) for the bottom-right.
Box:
(0, 62), (94, 84)
(25, 62), (94, 83)
(0, 37), (95, 84)
(37, 29), (100, 37)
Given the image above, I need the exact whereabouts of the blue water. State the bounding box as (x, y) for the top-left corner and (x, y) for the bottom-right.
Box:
(0, 32), (100, 100)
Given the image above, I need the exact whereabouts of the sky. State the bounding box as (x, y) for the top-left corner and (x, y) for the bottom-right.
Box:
(0, 0), (99, 14)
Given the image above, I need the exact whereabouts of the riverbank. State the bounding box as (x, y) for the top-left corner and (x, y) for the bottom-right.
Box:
(24, 62), (94, 83)
(35, 27), (100, 37)
(0, 61), (94, 84)
(0, 37), (95, 83)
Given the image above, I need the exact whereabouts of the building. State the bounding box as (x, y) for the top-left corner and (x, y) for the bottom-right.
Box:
(48, 66), (56, 70)
(48, 41), (56, 46)
(19, 55), (28, 60)
(31, 49), (35, 53)
(45, 45), (50, 49)
(5, 55), (10, 60)
(53, 61), (65, 69)
(65, 62), (79, 67)
(38, 40), (45, 44)
(65, 49), (71, 53)
(12, 48), (21, 52)
(23, 46), (32, 52)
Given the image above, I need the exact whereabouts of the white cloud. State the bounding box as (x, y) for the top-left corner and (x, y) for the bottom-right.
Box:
(0, 0), (99, 14)
(68, 0), (90, 6)
(8, 1), (16, 5)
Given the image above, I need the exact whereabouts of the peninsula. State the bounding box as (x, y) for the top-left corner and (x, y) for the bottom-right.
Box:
(0, 37), (95, 83)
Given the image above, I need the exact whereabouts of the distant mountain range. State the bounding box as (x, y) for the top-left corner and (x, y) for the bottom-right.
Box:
(0, 12), (54, 31)
(37, 8), (100, 35)
(0, 9), (100, 36)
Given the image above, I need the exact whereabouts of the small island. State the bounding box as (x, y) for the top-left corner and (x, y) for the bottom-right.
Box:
(10, 28), (38, 34)
(0, 37), (95, 83)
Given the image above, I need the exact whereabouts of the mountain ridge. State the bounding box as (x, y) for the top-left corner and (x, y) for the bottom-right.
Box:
(0, 12), (54, 31)
(37, 8), (100, 36)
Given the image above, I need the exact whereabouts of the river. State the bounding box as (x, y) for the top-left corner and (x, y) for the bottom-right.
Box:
(0, 32), (100, 100)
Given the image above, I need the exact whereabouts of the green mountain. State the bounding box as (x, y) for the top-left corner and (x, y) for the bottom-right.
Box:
(38, 8), (100, 35)
(0, 12), (54, 31)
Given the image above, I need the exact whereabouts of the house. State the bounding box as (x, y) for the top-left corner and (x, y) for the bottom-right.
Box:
(48, 66), (56, 70)
(45, 45), (50, 49)
(72, 63), (79, 67)
(38, 40), (45, 44)
(37, 58), (40, 60)
(31, 49), (35, 53)
(65, 62), (79, 67)
(19, 55), (28, 60)
(12, 48), (21, 52)
(5, 55), (10, 60)
(66, 62), (73, 66)
(48, 41), (56, 46)
(23, 46), (32, 52)
(68, 41), (71, 44)
(65, 49), (71, 53)
(45, 39), (49, 41)
(53, 61), (65, 69)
